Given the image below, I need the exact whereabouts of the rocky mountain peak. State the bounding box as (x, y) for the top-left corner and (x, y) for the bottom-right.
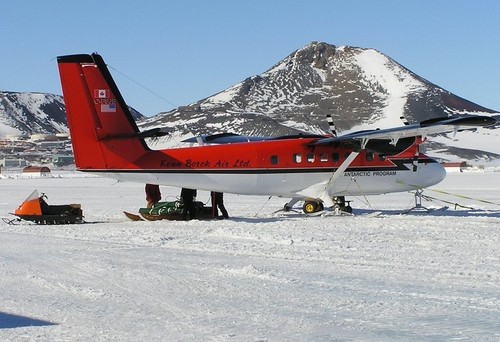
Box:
(141, 42), (498, 161)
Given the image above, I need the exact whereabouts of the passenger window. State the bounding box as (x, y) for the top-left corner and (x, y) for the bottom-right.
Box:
(271, 155), (279, 165)
(293, 154), (302, 163)
(366, 152), (374, 161)
(320, 153), (328, 162)
(307, 153), (315, 163)
(332, 153), (339, 162)
(379, 154), (386, 161)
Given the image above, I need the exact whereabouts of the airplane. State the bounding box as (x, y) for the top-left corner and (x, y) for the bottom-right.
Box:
(57, 53), (497, 214)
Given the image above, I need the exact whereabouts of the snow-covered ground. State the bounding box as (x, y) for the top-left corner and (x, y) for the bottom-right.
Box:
(0, 172), (499, 341)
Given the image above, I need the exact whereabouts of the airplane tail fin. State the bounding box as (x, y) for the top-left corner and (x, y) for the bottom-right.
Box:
(57, 53), (148, 170)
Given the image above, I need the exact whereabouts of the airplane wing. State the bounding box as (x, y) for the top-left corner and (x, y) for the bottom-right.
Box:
(314, 115), (497, 149)
(181, 115), (496, 151)
(182, 133), (326, 144)
(182, 133), (269, 144)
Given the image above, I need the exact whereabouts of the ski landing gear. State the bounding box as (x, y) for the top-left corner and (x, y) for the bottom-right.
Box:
(299, 196), (352, 215)
(403, 188), (430, 213)
(402, 188), (448, 214)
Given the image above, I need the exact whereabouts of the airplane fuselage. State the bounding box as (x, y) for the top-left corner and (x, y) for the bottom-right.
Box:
(81, 137), (446, 198)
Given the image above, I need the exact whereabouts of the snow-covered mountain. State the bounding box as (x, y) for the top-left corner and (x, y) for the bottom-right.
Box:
(0, 91), (145, 137)
(140, 42), (499, 162)
(0, 92), (67, 136)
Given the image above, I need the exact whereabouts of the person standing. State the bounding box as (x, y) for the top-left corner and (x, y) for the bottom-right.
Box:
(181, 188), (197, 220)
(211, 191), (229, 219)
(145, 184), (161, 208)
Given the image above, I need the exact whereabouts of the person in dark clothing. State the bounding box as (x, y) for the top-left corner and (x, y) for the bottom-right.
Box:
(211, 191), (229, 219)
(180, 188), (197, 220)
(145, 184), (161, 208)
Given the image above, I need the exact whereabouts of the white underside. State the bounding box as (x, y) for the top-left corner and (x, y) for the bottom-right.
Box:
(92, 162), (446, 201)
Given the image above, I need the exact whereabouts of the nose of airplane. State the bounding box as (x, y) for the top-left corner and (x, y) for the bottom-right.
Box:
(422, 161), (447, 187)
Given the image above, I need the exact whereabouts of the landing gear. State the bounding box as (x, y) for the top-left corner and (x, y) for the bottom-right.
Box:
(284, 196), (352, 215)
(284, 198), (300, 212)
(302, 200), (324, 214)
(403, 188), (431, 214)
(333, 196), (352, 214)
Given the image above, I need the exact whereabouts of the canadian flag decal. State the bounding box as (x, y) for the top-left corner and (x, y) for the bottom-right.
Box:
(94, 89), (110, 98)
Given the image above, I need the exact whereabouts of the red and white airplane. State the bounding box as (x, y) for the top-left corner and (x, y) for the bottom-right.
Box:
(57, 53), (496, 213)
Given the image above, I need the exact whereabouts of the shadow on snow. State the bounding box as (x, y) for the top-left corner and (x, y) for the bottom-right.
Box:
(354, 208), (500, 218)
(0, 312), (57, 329)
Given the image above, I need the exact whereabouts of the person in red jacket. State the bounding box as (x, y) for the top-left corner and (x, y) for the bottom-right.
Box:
(145, 184), (161, 208)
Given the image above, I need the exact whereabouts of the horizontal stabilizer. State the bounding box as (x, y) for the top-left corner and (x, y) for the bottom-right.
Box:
(137, 127), (170, 139)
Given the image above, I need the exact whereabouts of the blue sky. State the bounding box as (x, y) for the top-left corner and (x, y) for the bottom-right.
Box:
(1, 0), (499, 116)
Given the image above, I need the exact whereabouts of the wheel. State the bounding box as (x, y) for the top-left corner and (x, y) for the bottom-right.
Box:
(303, 201), (319, 214)
(303, 201), (316, 214)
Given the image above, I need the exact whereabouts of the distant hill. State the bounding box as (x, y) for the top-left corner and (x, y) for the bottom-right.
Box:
(0, 91), (145, 137)
(140, 42), (499, 162)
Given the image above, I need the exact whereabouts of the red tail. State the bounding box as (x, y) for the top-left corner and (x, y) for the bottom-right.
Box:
(57, 53), (149, 170)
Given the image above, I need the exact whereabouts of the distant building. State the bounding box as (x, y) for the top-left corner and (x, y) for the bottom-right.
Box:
(0, 158), (27, 168)
(55, 133), (70, 140)
(30, 134), (58, 142)
(38, 141), (66, 149)
(52, 155), (75, 166)
(22, 166), (51, 178)
(442, 161), (471, 173)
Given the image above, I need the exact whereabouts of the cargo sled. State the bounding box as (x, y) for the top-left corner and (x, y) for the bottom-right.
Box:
(9, 190), (83, 224)
(125, 199), (213, 221)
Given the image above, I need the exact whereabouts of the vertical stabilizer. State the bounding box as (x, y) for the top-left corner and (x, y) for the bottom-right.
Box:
(57, 53), (148, 170)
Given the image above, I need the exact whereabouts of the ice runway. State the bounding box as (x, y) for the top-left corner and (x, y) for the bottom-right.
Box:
(1, 172), (499, 341)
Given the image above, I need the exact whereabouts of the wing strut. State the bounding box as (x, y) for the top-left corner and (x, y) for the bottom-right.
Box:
(297, 151), (360, 207)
